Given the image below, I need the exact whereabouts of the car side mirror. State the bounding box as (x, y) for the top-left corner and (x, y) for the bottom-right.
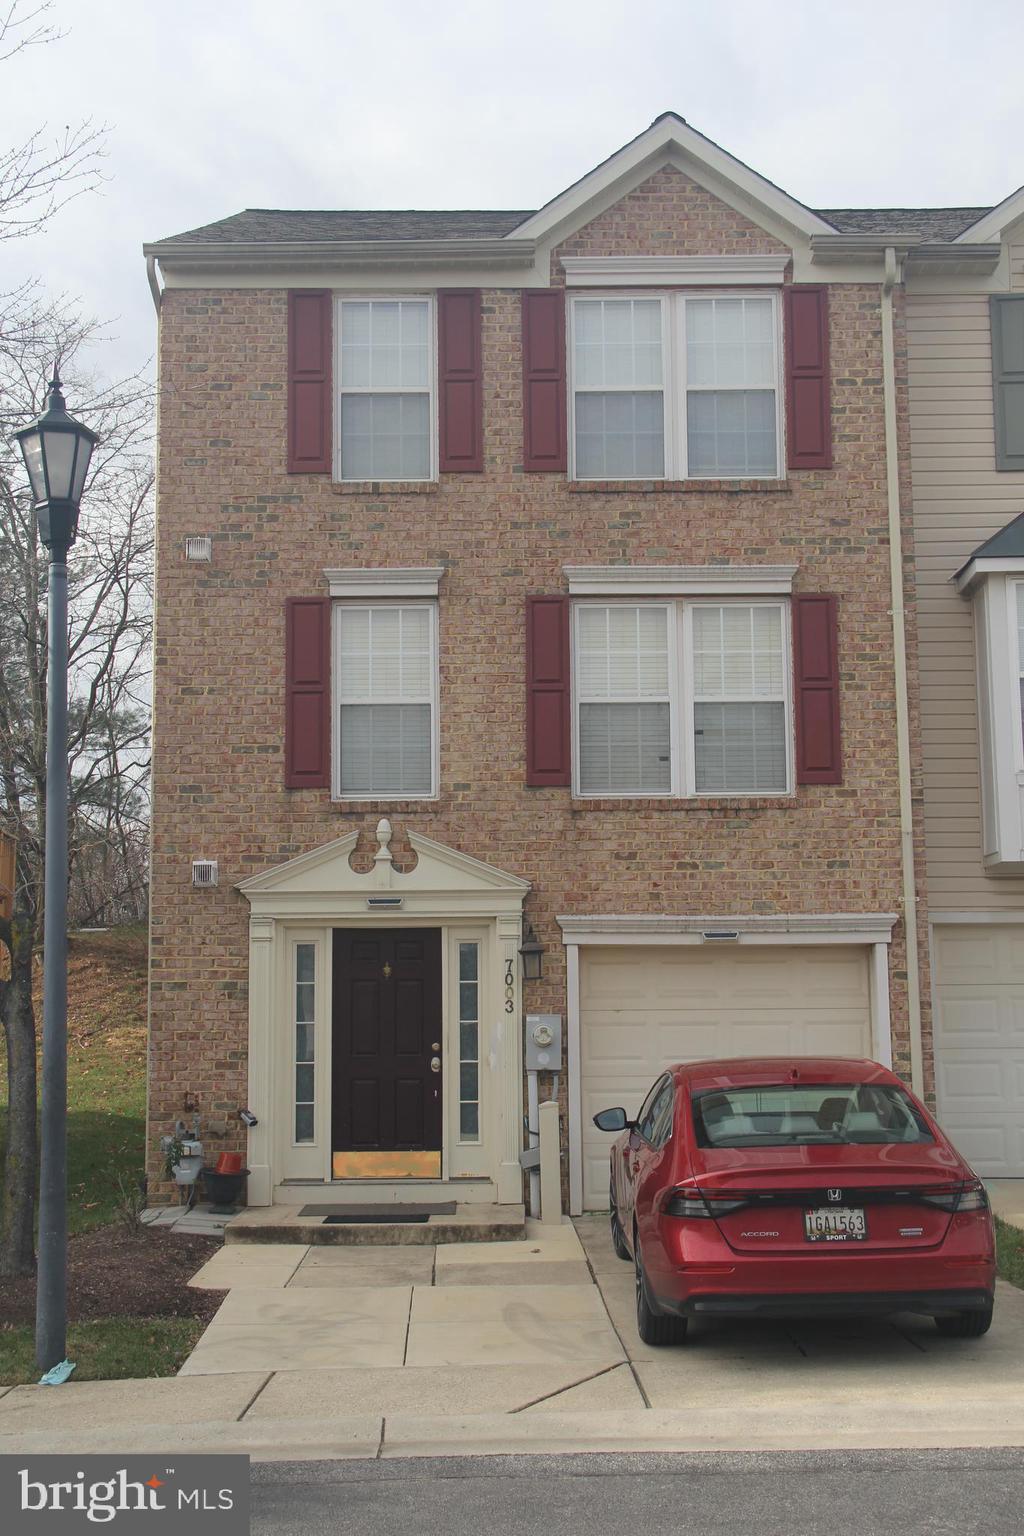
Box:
(593, 1107), (631, 1132)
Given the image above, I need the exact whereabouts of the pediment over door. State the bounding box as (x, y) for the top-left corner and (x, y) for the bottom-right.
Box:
(237, 821), (530, 921)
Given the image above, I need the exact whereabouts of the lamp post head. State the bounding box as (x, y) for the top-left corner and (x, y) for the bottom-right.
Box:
(15, 369), (100, 558)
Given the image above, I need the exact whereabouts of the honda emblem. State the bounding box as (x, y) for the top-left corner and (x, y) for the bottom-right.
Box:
(827, 1188), (843, 1203)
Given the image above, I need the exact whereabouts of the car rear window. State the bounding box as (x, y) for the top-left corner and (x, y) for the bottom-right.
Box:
(691, 1082), (933, 1148)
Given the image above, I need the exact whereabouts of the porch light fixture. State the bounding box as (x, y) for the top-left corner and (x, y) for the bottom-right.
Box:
(519, 922), (545, 981)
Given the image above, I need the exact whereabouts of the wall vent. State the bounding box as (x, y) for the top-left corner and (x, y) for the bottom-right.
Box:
(191, 859), (219, 888)
(185, 536), (212, 562)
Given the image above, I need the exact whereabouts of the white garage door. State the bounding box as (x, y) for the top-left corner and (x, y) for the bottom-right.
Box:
(580, 944), (873, 1209)
(934, 924), (1024, 1177)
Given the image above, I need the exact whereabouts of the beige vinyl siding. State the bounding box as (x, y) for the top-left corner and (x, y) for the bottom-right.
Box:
(907, 287), (1024, 907)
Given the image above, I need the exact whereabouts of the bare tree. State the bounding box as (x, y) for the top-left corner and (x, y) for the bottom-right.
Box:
(0, 312), (153, 1275)
(0, 3), (148, 1277)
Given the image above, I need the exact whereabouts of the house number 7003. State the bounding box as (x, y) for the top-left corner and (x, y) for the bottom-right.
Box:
(504, 958), (515, 1014)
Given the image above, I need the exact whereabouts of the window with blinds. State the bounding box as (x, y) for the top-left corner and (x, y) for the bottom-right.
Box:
(570, 293), (782, 481)
(336, 298), (433, 481)
(691, 604), (787, 793)
(334, 603), (437, 798)
(574, 600), (791, 797)
(576, 604), (672, 794)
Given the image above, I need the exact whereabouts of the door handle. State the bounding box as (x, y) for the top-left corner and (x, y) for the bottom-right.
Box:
(430, 1056), (441, 1074)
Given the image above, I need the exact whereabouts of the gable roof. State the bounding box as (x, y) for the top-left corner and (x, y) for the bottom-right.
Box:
(143, 113), (1002, 259)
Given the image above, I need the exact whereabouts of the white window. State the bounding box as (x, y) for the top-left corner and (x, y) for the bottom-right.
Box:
(336, 298), (434, 481)
(293, 942), (316, 1144)
(690, 605), (788, 793)
(573, 600), (791, 797)
(457, 941), (481, 1143)
(570, 293), (782, 481)
(333, 602), (438, 799)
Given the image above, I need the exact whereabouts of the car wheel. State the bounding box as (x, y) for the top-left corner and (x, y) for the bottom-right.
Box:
(934, 1304), (994, 1339)
(609, 1185), (632, 1262)
(634, 1228), (688, 1346)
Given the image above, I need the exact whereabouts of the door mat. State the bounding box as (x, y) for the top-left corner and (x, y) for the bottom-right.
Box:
(321, 1212), (429, 1224)
(298, 1202), (457, 1219)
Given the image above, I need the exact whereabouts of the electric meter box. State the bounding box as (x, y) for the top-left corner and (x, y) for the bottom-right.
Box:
(525, 1013), (562, 1071)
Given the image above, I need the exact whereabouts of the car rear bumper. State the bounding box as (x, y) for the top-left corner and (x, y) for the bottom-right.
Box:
(657, 1287), (994, 1320)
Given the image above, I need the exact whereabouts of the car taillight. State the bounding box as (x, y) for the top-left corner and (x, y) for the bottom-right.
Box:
(663, 1188), (748, 1219)
(920, 1180), (989, 1213)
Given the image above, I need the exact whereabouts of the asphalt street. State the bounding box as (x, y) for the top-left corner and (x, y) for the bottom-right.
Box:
(251, 1448), (1024, 1535)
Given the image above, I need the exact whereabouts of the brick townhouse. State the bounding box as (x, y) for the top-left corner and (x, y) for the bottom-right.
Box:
(143, 113), (935, 1214)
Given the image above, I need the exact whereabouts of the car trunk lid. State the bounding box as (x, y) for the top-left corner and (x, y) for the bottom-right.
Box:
(687, 1144), (964, 1253)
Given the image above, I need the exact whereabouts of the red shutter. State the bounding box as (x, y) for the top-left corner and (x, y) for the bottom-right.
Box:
(285, 598), (330, 788)
(526, 596), (571, 786)
(287, 290), (332, 474)
(793, 594), (841, 785)
(784, 286), (832, 470)
(438, 289), (483, 472)
(522, 290), (567, 473)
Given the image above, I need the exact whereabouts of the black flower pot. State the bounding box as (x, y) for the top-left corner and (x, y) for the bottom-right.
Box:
(201, 1167), (249, 1214)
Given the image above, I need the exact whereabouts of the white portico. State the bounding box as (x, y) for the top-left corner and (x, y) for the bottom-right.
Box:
(237, 821), (530, 1207)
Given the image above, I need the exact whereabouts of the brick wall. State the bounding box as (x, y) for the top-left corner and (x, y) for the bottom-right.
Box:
(147, 167), (926, 1188)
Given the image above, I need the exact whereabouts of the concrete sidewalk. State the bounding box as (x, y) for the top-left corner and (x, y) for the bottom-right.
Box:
(2, 1214), (1023, 1461)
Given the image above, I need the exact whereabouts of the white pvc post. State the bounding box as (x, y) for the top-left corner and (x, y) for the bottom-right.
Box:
(539, 1100), (562, 1226)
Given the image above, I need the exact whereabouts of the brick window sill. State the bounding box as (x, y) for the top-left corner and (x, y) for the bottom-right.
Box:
(331, 480), (440, 496)
(570, 796), (797, 813)
(568, 479), (792, 495)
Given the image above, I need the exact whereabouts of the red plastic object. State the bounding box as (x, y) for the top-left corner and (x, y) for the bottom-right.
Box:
(216, 1151), (243, 1174)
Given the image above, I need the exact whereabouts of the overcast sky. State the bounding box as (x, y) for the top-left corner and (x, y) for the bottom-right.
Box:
(2, 0), (1023, 387)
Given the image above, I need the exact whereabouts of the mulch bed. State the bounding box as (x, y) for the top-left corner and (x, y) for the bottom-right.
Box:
(0, 1224), (226, 1327)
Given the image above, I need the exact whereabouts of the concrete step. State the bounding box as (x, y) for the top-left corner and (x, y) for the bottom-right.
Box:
(225, 1202), (526, 1247)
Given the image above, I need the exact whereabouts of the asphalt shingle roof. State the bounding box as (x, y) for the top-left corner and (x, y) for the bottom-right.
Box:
(962, 511), (1024, 567)
(154, 205), (994, 248)
(157, 209), (536, 244)
(816, 207), (990, 239)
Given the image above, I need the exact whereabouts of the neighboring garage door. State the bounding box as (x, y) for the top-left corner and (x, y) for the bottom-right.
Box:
(934, 924), (1024, 1177)
(579, 944), (873, 1210)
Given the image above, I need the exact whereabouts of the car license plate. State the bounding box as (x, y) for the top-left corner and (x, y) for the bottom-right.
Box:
(804, 1206), (867, 1243)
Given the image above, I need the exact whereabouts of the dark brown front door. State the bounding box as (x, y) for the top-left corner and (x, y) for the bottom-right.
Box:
(331, 929), (442, 1177)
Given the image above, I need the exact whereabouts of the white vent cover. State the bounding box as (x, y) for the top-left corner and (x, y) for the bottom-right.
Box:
(191, 859), (219, 888)
(184, 536), (212, 562)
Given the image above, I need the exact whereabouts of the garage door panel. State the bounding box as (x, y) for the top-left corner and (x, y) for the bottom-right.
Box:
(933, 924), (1024, 1178)
(936, 926), (1024, 986)
(580, 945), (873, 1209)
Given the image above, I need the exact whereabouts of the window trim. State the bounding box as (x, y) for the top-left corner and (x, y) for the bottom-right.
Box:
(333, 292), (438, 484)
(331, 598), (440, 802)
(568, 288), (785, 483)
(1011, 579), (1024, 776)
(571, 596), (794, 800)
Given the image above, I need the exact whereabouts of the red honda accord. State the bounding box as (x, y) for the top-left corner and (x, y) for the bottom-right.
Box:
(594, 1057), (995, 1345)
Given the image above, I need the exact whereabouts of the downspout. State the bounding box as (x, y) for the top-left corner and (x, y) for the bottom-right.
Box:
(881, 245), (924, 1094)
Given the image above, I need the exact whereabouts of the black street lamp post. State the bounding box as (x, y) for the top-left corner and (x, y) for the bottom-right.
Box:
(16, 372), (98, 1373)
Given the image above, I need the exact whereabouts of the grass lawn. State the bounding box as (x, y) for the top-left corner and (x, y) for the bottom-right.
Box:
(0, 1317), (206, 1386)
(996, 1216), (1024, 1290)
(0, 926), (148, 1233)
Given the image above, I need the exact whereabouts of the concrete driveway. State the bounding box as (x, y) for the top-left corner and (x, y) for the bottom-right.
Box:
(2, 1215), (1023, 1459)
(575, 1212), (1024, 1412)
